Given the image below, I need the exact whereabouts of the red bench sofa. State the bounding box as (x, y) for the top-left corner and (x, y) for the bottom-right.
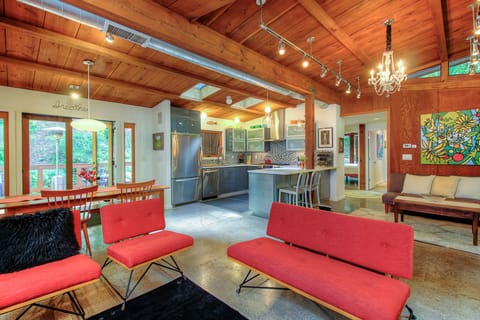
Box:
(0, 208), (101, 319)
(227, 202), (415, 320)
(100, 198), (194, 309)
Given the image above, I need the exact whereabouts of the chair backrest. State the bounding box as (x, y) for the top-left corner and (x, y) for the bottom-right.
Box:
(100, 198), (165, 244)
(309, 171), (321, 189)
(295, 172), (309, 190)
(40, 185), (98, 214)
(116, 179), (155, 203)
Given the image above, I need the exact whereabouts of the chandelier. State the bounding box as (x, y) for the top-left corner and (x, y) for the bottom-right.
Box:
(368, 19), (407, 98)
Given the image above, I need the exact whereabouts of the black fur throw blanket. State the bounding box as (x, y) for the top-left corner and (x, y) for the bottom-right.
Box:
(0, 208), (79, 273)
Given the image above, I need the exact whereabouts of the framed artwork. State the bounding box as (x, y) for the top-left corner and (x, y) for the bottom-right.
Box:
(420, 109), (480, 165)
(338, 137), (344, 153)
(152, 132), (164, 150)
(376, 133), (384, 159)
(318, 127), (333, 148)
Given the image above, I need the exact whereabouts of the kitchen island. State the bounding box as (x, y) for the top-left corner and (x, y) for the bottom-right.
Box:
(248, 166), (335, 218)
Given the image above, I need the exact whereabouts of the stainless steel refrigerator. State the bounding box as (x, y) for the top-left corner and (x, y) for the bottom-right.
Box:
(171, 132), (202, 206)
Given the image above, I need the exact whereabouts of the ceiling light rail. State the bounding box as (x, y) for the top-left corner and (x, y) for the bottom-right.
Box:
(257, 2), (352, 93)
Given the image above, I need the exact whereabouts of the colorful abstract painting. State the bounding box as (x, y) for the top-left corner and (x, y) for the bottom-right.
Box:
(420, 109), (480, 165)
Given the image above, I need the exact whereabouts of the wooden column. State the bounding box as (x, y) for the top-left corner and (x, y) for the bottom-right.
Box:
(305, 92), (315, 169)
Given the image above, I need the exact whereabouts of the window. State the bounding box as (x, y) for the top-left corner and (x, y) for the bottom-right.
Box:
(124, 123), (135, 183)
(201, 130), (222, 157)
(22, 114), (113, 193)
(0, 112), (9, 196)
(344, 133), (358, 164)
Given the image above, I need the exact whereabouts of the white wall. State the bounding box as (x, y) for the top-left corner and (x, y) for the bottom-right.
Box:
(0, 86), (161, 195)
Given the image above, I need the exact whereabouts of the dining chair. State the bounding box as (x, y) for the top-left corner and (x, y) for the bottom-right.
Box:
(278, 172), (309, 206)
(304, 170), (321, 208)
(40, 185), (98, 256)
(116, 179), (155, 203)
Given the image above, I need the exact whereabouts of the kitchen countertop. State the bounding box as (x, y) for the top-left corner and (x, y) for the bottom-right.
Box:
(201, 163), (293, 169)
(248, 166), (336, 174)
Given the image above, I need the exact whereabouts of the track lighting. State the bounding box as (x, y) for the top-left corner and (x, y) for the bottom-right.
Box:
(356, 76), (361, 99)
(320, 66), (328, 78)
(345, 84), (351, 94)
(256, 1), (352, 90)
(105, 32), (114, 43)
(302, 55), (309, 68)
(278, 41), (286, 55)
(335, 60), (343, 86)
(336, 76), (341, 87)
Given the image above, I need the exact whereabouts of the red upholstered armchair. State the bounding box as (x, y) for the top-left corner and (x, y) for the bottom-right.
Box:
(0, 208), (101, 319)
(100, 198), (194, 310)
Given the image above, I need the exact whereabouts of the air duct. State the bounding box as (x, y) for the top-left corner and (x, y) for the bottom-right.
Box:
(17, 0), (305, 100)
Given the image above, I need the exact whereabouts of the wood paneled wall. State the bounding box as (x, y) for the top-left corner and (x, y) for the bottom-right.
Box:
(342, 87), (480, 177)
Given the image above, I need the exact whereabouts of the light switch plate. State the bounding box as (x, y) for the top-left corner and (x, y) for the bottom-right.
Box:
(402, 154), (412, 160)
(403, 143), (411, 148)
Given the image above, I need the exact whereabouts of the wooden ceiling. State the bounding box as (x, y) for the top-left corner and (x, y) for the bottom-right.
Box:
(0, 0), (476, 121)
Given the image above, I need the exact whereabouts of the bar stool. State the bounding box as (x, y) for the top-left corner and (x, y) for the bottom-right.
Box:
(278, 172), (309, 206)
(304, 171), (321, 208)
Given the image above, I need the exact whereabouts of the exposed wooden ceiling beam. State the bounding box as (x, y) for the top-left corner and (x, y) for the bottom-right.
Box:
(0, 56), (265, 116)
(297, 0), (372, 66)
(427, 0), (448, 62)
(61, 0), (340, 103)
(0, 17), (294, 109)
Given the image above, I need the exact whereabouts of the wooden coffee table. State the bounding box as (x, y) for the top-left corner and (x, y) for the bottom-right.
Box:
(393, 195), (480, 246)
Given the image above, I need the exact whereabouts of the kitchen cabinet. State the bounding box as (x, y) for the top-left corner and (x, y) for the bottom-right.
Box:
(171, 107), (201, 134)
(218, 166), (251, 195)
(286, 125), (305, 151)
(247, 128), (270, 152)
(225, 128), (246, 152)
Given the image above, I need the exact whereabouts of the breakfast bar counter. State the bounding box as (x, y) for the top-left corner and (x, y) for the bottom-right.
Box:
(248, 166), (335, 218)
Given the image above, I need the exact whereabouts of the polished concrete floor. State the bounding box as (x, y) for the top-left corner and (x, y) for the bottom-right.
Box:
(2, 191), (480, 320)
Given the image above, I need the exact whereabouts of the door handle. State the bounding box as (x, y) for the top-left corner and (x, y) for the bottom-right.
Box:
(176, 177), (200, 182)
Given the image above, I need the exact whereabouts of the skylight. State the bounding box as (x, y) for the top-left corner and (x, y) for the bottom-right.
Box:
(231, 97), (263, 109)
(180, 83), (220, 101)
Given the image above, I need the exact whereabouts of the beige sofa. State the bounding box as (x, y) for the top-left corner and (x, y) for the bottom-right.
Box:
(382, 173), (480, 213)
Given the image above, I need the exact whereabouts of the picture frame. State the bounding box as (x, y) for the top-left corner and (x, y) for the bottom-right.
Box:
(338, 137), (344, 153)
(318, 127), (333, 148)
(152, 132), (164, 150)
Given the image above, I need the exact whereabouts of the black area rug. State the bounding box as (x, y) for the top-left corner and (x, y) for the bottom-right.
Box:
(88, 278), (247, 320)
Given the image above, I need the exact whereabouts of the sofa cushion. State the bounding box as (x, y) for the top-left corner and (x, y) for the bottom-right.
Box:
(401, 174), (435, 195)
(430, 176), (459, 198)
(228, 237), (410, 320)
(389, 173), (406, 193)
(107, 230), (193, 268)
(455, 177), (480, 200)
(0, 254), (101, 309)
(0, 208), (79, 274)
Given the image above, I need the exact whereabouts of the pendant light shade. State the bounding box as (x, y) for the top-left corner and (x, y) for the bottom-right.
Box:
(71, 59), (106, 132)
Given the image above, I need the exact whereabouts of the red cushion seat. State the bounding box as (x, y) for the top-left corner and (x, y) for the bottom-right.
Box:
(228, 237), (410, 320)
(0, 254), (101, 309)
(107, 230), (194, 268)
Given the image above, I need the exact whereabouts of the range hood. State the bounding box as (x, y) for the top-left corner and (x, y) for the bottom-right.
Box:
(264, 109), (285, 141)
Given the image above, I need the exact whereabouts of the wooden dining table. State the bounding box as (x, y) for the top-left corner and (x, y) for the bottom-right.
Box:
(0, 184), (169, 216)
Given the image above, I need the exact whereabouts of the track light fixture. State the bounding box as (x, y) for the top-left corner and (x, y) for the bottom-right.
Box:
(345, 83), (351, 94)
(470, 1), (480, 36)
(278, 40), (286, 55)
(105, 32), (114, 43)
(336, 60), (342, 86)
(320, 66), (328, 78)
(356, 76), (361, 99)
(257, 0), (352, 92)
(468, 2), (480, 75)
(302, 54), (309, 68)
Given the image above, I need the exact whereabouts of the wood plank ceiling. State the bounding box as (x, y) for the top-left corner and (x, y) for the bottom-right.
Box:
(0, 0), (476, 121)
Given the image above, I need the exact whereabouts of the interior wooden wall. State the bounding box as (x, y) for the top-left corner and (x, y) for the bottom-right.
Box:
(342, 88), (480, 177)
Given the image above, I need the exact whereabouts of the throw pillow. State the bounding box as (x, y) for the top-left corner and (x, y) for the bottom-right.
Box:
(430, 176), (459, 198)
(401, 174), (435, 195)
(0, 208), (79, 274)
(389, 173), (406, 193)
(455, 177), (480, 200)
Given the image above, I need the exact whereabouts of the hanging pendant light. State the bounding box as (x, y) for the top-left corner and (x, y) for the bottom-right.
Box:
(71, 59), (106, 132)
